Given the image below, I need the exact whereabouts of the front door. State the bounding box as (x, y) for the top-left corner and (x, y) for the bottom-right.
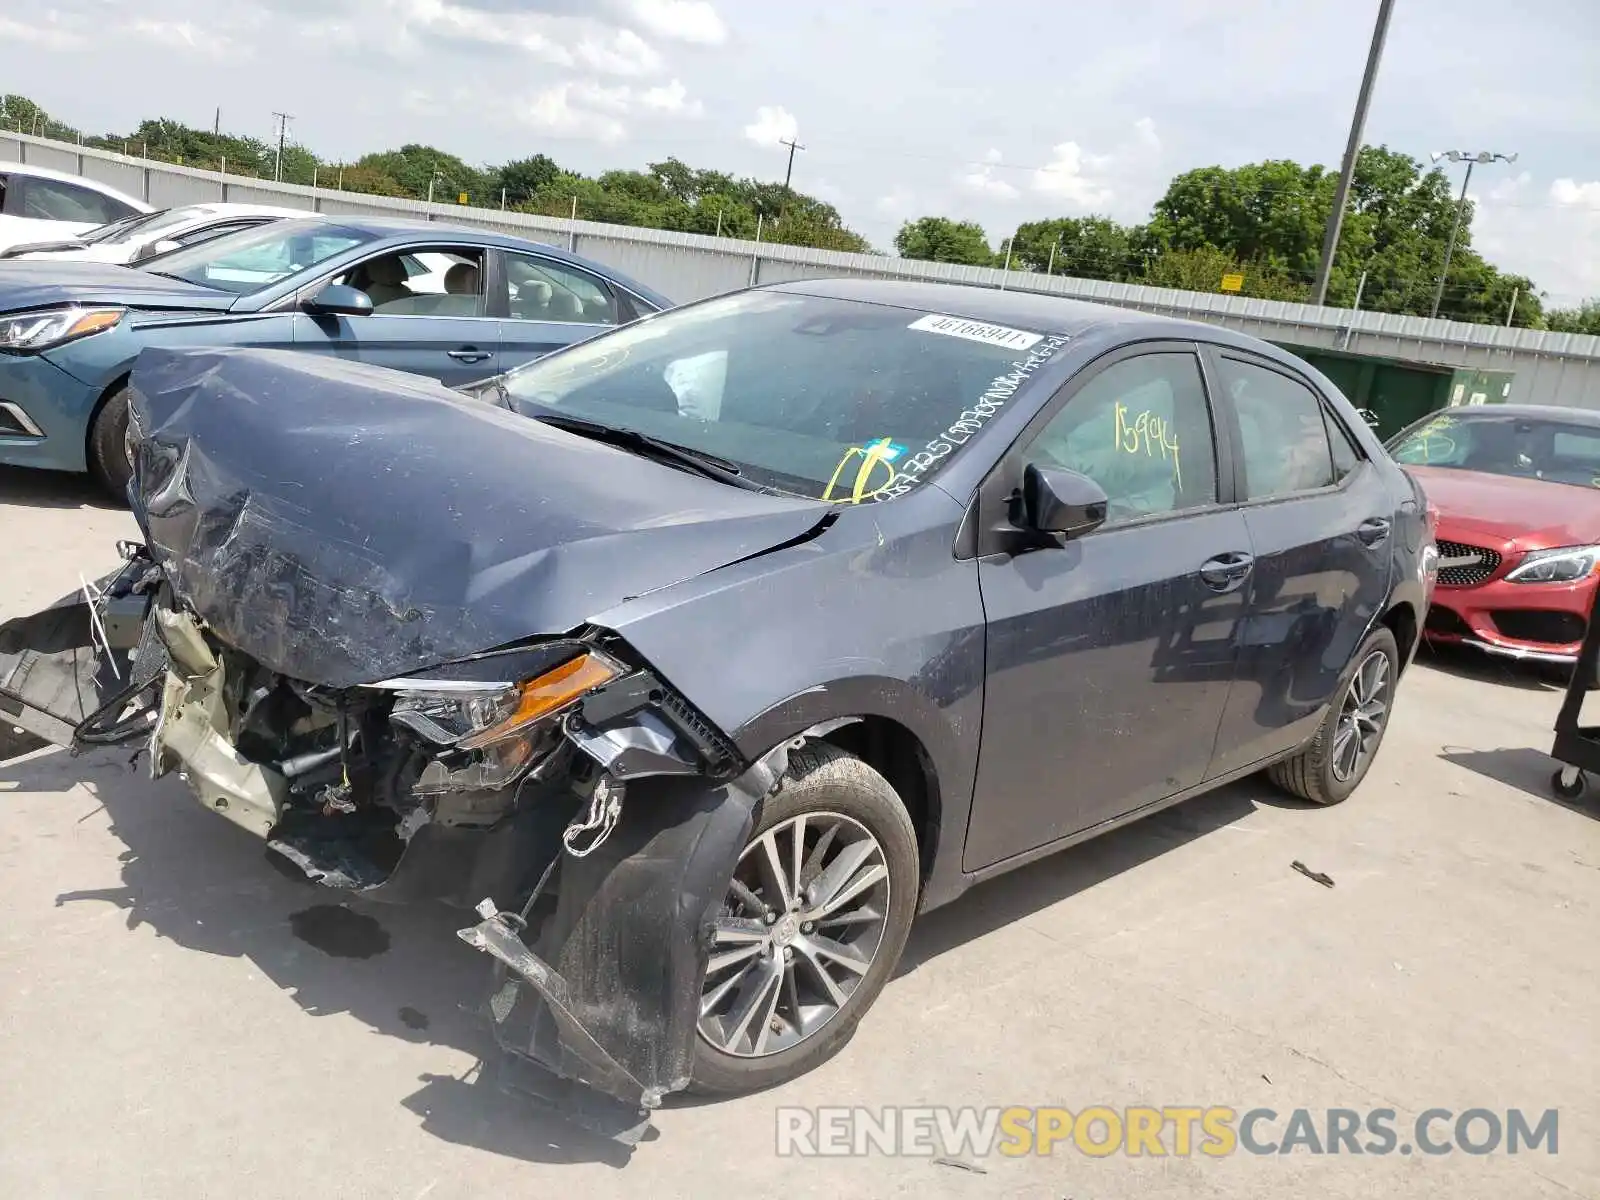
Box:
(1204, 350), (1396, 777)
(293, 245), (501, 387)
(964, 346), (1251, 871)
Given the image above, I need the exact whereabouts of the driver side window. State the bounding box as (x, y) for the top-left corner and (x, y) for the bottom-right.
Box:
(1026, 352), (1218, 524)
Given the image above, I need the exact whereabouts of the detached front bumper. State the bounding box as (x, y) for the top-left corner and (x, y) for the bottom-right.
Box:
(1423, 575), (1595, 664)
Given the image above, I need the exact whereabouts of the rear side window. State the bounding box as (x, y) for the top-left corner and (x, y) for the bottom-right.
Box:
(1220, 357), (1336, 499)
(19, 177), (131, 225)
(504, 252), (618, 325)
(1326, 412), (1363, 481)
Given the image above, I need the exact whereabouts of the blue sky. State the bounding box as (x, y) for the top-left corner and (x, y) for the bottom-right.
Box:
(3, 0), (1597, 303)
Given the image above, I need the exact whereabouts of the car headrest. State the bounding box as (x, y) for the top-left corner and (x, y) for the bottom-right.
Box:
(365, 257), (408, 286)
(444, 263), (479, 294)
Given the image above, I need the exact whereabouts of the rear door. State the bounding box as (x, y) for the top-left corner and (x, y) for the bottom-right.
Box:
(1203, 348), (1395, 778)
(964, 343), (1252, 870)
(495, 249), (626, 370)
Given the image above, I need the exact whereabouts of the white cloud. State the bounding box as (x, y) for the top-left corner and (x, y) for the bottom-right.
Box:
(1133, 116), (1160, 153)
(1032, 142), (1116, 207)
(744, 105), (798, 148)
(627, 0), (727, 45)
(128, 19), (237, 56)
(522, 83), (630, 142)
(1552, 178), (1600, 207)
(640, 79), (703, 116)
(519, 77), (705, 142)
(0, 15), (85, 48)
(1474, 174), (1600, 307)
(575, 28), (662, 76)
(959, 150), (1020, 200)
(875, 187), (917, 218)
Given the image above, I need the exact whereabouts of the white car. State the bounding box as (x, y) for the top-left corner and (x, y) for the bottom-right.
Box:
(0, 163), (151, 253)
(1, 201), (308, 264)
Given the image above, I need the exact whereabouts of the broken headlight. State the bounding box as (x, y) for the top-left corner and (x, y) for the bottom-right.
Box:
(369, 650), (624, 793)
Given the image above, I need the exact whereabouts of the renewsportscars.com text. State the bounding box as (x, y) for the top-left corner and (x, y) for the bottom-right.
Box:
(775, 1105), (1559, 1159)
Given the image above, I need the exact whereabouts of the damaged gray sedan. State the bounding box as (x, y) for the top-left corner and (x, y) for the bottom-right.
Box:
(0, 279), (1430, 1135)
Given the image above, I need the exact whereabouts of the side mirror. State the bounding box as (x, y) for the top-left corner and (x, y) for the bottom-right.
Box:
(1022, 463), (1108, 539)
(303, 283), (374, 317)
(133, 238), (181, 262)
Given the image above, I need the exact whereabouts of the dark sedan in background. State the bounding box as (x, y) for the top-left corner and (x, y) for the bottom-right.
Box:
(1390, 404), (1600, 664)
(0, 215), (668, 493)
(1, 279), (1431, 1132)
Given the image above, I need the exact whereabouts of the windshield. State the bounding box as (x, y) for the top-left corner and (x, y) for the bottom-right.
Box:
(140, 221), (377, 294)
(496, 290), (1069, 501)
(1389, 411), (1600, 489)
(104, 205), (213, 244)
(79, 209), (168, 245)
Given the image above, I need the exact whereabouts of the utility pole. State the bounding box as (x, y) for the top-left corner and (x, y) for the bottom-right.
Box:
(779, 136), (805, 190)
(1311, 0), (1395, 307)
(1429, 149), (1517, 319)
(271, 111), (293, 182)
(214, 107), (220, 135)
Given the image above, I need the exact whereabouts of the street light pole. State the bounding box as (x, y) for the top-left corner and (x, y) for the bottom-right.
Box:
(1311, 0), (1395, 307)
(1429, 149), (1516, 319)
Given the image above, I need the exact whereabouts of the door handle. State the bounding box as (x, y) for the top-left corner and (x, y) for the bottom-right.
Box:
(1199, 552), (1255, 592)
(1357, 517), (1391, 546)
(447, 348), (493, 363)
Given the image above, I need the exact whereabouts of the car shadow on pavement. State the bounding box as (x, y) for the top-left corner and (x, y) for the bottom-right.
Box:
(898, 777), (1284, 974)
(0, 467), (118, 510)
(1416, 642), (1566, 693)
(1439, 744), (1600, 822)
(1, 745), (637, 1169)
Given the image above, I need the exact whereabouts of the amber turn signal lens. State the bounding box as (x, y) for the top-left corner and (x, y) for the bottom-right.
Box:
(457, 652), (620, 750)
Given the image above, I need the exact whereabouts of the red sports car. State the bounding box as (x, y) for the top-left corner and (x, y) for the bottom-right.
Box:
(1389, 405), (1600, 665)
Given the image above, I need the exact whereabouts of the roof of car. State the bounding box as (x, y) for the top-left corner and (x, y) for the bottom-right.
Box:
(765, 276), (1281, 348)
(259, 214), (669, 307)
(0, 161), (150, 209)
(1416, 403), (1600, 425)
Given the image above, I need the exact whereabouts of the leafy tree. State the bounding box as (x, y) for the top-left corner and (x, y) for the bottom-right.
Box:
(492, 154), (562, 205)
(895, 217), (995, 266)
(355, 145), (490, 203)
(1547, 300), (1600, 336)
(1005, 216), (1142, 278)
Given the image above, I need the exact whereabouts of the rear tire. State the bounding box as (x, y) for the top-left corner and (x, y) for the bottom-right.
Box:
(689, 743), (919, 1096)
(87, 384), (133, 502)
(1269, 626), (1399, 805)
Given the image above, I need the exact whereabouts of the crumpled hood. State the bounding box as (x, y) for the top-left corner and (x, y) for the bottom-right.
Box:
(126, 347), (828, 687)
(0, 260), (234, 312)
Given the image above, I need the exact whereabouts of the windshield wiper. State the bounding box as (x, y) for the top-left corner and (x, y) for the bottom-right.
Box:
(529, 411), (768, 492)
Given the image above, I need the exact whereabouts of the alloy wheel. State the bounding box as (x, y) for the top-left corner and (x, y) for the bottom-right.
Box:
(698, 811), (891, 1059)
(1332, 649), (1390, 783)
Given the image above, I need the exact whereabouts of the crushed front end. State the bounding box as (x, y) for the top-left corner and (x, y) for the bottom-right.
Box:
(0, 545), (772, 1140)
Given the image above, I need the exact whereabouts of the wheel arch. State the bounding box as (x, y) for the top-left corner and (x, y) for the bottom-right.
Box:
(82, 369), (133, 465)
(1380, 598), (1419, 673)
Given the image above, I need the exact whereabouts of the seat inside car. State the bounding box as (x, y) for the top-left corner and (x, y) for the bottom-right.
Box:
(351, 257), (412, 307)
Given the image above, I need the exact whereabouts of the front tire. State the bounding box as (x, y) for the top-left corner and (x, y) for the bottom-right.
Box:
(87, 384), (133, 502)
(1269, 626), (1399, 805)
(690, 743), (919, 1095)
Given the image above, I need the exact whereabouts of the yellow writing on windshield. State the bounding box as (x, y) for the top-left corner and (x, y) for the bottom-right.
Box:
(822, 442), (899, 504)
(1401, 416), (1458, 464)
(1114, 401), (1182, 490)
